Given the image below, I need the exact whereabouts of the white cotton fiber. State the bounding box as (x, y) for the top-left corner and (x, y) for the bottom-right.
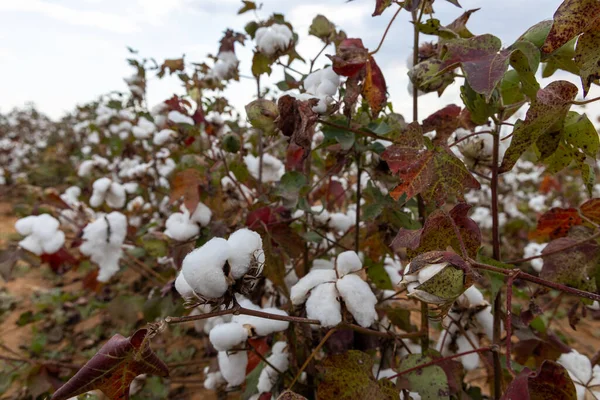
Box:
(80, 212), (127, 282)
(232, 307), (289, 336)
(182, 238), (230, 298)
(209, 322), (249, 351)
(290, 269), (337, 305)
(175, 272), (194, 298)
(132, 117), (156, 139)
(306, 282), (341, 327)
(190, 202), (212, 226)
(257, 341), (289, 393)
(244, 154), (284, 183)
(204, 368), (225, 390)
(15, 214), (65, 255)
(218, 350), (248, 387)
(153, 129), (176, 146)
(417, 262), (447, 283)
(90, 177), (126, 209)
(336, 274), (378, 327)
(255, 24), (293, 56)
(168, 110), (194, 125)
(335, 250), (362, 277)
(227, 228), (263, 279)
(164, 211), (200, 241)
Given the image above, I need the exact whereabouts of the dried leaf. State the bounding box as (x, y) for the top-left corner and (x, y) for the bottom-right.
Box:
(362, 56), (387, 117)
(277, 95), (320, 162)
(51, 329), (168, 400)
(580, 198), (600, 224)
(327, 38), (369, 77)
(169, 168), (203, 213)
(502, 360), (577, 400)
(542, 0), (600, 54)
(530, 208), (583, 241)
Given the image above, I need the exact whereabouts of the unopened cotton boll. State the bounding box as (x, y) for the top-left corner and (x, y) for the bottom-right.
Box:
(336, 274), (378, 327)
(290, 269), (337, 305)
(335, 251), (362, 277)
(306, 282), (341, 327)
(255, 24), (293, 56)
(218, 350), (248, 387)
(182, 238), (230, 299)
(226, 228), (263, 279)
(15, 214), (65, 255)
(209, 322), (249, 351)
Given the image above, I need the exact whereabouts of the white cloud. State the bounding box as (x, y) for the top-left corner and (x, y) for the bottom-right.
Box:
(0, 0), (139, 34)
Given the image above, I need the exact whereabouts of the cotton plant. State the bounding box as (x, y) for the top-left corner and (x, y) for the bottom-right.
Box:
(557, 349), (600, 400)
(435, 286), (495, 371)
(15, 214), (65, 256)
(255, 23), (293, 56)
(79, 212), (128, 282)
(89, 177), (127, 209)
(164, 202), (212, 241)
(244, 153), (284, 183)
(290, 250), (378, 328)
(175, 228), (264, 303)
(283, 67), (341, 113)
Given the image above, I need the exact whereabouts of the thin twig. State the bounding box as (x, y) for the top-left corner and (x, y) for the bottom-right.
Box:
(571, 96), (600, 106)
(288, 328), (337, 390)
(370, 5), (403, 55)
(318, 119), (395, 142)
(448, 130), (494, 148)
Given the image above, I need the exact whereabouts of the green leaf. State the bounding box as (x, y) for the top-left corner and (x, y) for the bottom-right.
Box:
(574, 29), (600, 97)
(321, 119), (355, 150)
(417, 19), (442, 35)
(242, 361), (265, 399)
(500, 80), (578, 173)
(237, 0), (256, 14)
(582, 163), (596, 196)
(460, 81), (498, 125)
(400, 354), (450, 400)
(509, 40), (541, 99)
(309, 15), (336, 41)
(252, 52), (272, 77)
(366, 260), (393, 290)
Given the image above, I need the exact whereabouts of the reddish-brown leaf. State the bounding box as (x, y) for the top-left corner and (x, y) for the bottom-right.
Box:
(539, 175), (562, 194)
(169, 168), (203, 213)
(277, 95), (319, 163)
(382, 129), (479, 205)
(362, 56), (387, 117)
(542, 0), (600, 54)
(285, 143), (305, 172)
(580, 198), (600, 224)
(246, 338), (270, 374)
(422, 104), (462, 145)
(40, 247), (78, 274)
(51, 329), (168, 400)
(530, 208), (583, 241)
(327, 39), (369, 77)
(502, 360), (577, 400)
(392, 203), (482, 259)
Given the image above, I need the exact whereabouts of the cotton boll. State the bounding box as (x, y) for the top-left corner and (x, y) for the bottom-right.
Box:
(311, 259), (334, 270)
(218, 351), (248, 387)
(105, 182), (126, 209)
(175, 272), (194, 298)
(523, 242), (547, 273)
(164, 212), (200, 241)
(233, 307), (289, 336)
(132, 118), (156, 139)
(335, 251), (362, 277)
(209, 322), (249, 351)
(306, 282), (341, 327)
(153, 129), (177, 146)
(190, 202), (212, 226)
(226, 228), (263, 279)
(290, 269), (337, 305)
(15, 214), (65, 255)
(255, 24), (293, 56)
(168, 110), (194, 125)
(475, 306), (494, 339)
(328, 212), (354, 233)
(417, 263), (448, 283)
(257, 341), (289, 393)
(455, 332), (480, 370)
(244, 154), (284, 183)
(336, 274), (378, 327)
(204, 368), (226, 390)
(182, 238), (230, 299)
(80, 212), (127, 282)
(461, 286), (486, 306)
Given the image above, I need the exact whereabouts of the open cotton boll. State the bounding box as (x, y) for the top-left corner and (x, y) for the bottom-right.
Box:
(218, 351), (248, 387)
(61, 186), (81, 206)
(164, 211), (200, 241)
(227, 228), (263, 279)
(336, 274), (378, 327)
(417, 262), (448, 283)
(255, 24), (293, 56)
(557, 350), (600, 399)
(328, 212), (354, 233)
(257, 341), (289, 393)
(290, 269), (337, 305)
(233, 307), (289, 336)
(523, 242), (547, 273)
(132, 117), (156, 139)
(80, 212), (127, 282)
(244, 154), (284, 183)
(211, 51), (239, 80)
(304, 67), (340, 97)
(175, 272), (194, 299)
(335, 251), (362, 277)
(209, 322), (249, 351)
(437, 329), (480, 371)
(204, 368), (226, 390)
(306, 282), (341, 327)
(168, 110), (194, 125)
(190, 202), (212, 226)
(311, 259), (335, 270)
(461, 285), (486, 306)
(90, 177), (126, 209)
(153, 129), (177, 146)
(182, 238), (230, 299)
(15, 214), (65, 255)
(475, 306), (494, 340)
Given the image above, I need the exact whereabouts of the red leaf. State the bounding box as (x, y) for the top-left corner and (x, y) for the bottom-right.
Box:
(327, 39), (369, 77)
(51, 329), (168, 400)
(530, 208), (583, 240)
(246, 338), (270, 374)
(286, 143), (305, 172)
(580, 198), (600, 224)
(362, 56), (387, 117)
(40, 248), (78, 274)
(502, 360), (577, 400)
(422, 104), (462, 145)
(169, 168), (204, 213)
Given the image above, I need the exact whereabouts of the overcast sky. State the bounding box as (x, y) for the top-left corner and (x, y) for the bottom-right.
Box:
(1, 0), (597, 121)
